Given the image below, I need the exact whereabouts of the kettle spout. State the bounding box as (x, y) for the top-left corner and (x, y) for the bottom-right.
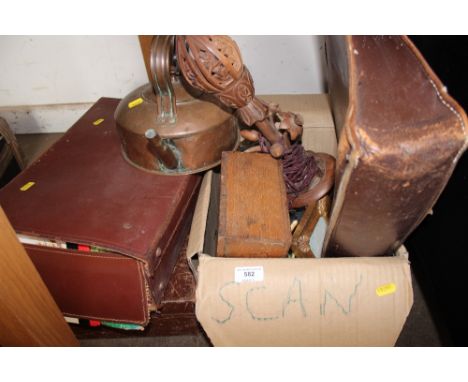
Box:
(145, 129), (179, 170)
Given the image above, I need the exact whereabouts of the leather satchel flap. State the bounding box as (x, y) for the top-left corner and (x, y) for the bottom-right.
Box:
(26, 244), (149, 325)
(324, 36), (468, 257)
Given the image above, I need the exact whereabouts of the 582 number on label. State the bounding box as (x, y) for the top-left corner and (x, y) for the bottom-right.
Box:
(235, 266), (264, 283)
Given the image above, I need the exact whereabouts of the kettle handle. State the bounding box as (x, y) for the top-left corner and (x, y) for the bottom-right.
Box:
(150, 35), (177, 124)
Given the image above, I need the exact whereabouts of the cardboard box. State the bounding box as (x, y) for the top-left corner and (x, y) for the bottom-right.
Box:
(260, 94), (337, 157)
(187, 94), (413, 346)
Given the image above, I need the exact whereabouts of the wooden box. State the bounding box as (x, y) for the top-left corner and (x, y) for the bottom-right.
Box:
(217, 151), (291, 258)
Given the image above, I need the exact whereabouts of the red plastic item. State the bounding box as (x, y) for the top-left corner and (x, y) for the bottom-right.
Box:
(89, 320), (101, 327)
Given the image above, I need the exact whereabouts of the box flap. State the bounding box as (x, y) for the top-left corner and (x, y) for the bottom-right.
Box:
(196, 255), (413, 346)
(259, 94), (334, 129)
(186, 170), (213, 276)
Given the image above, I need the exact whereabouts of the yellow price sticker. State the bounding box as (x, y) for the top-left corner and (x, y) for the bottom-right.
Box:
(128, 98), (143, 109)
(20, 181), (35, 192)
(376, 283), (397, 297)
(93, 118), (105, 126)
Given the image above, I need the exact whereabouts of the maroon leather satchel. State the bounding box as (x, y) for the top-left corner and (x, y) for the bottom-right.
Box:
(0, 98), (201, 326)
(324, 36), (468, 257)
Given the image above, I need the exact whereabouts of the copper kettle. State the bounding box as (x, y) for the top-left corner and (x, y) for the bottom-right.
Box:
(114, 36), (239, 175)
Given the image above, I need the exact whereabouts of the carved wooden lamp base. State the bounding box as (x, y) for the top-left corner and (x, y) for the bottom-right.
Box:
(176, 35), (335, 208)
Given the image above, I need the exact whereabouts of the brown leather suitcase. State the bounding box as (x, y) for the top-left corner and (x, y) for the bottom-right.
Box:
(0, 98), (201, 326)
(324, 36), (468, 257)
(217, 151), (291, 258)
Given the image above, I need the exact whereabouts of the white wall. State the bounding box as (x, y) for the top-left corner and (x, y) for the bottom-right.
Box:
(0, 36), (148, 107)
(0, 36), (325, 133)
(232, 35), (325, 95)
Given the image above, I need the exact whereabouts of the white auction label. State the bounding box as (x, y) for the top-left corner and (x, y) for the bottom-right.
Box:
(234, 266), (264, 283)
